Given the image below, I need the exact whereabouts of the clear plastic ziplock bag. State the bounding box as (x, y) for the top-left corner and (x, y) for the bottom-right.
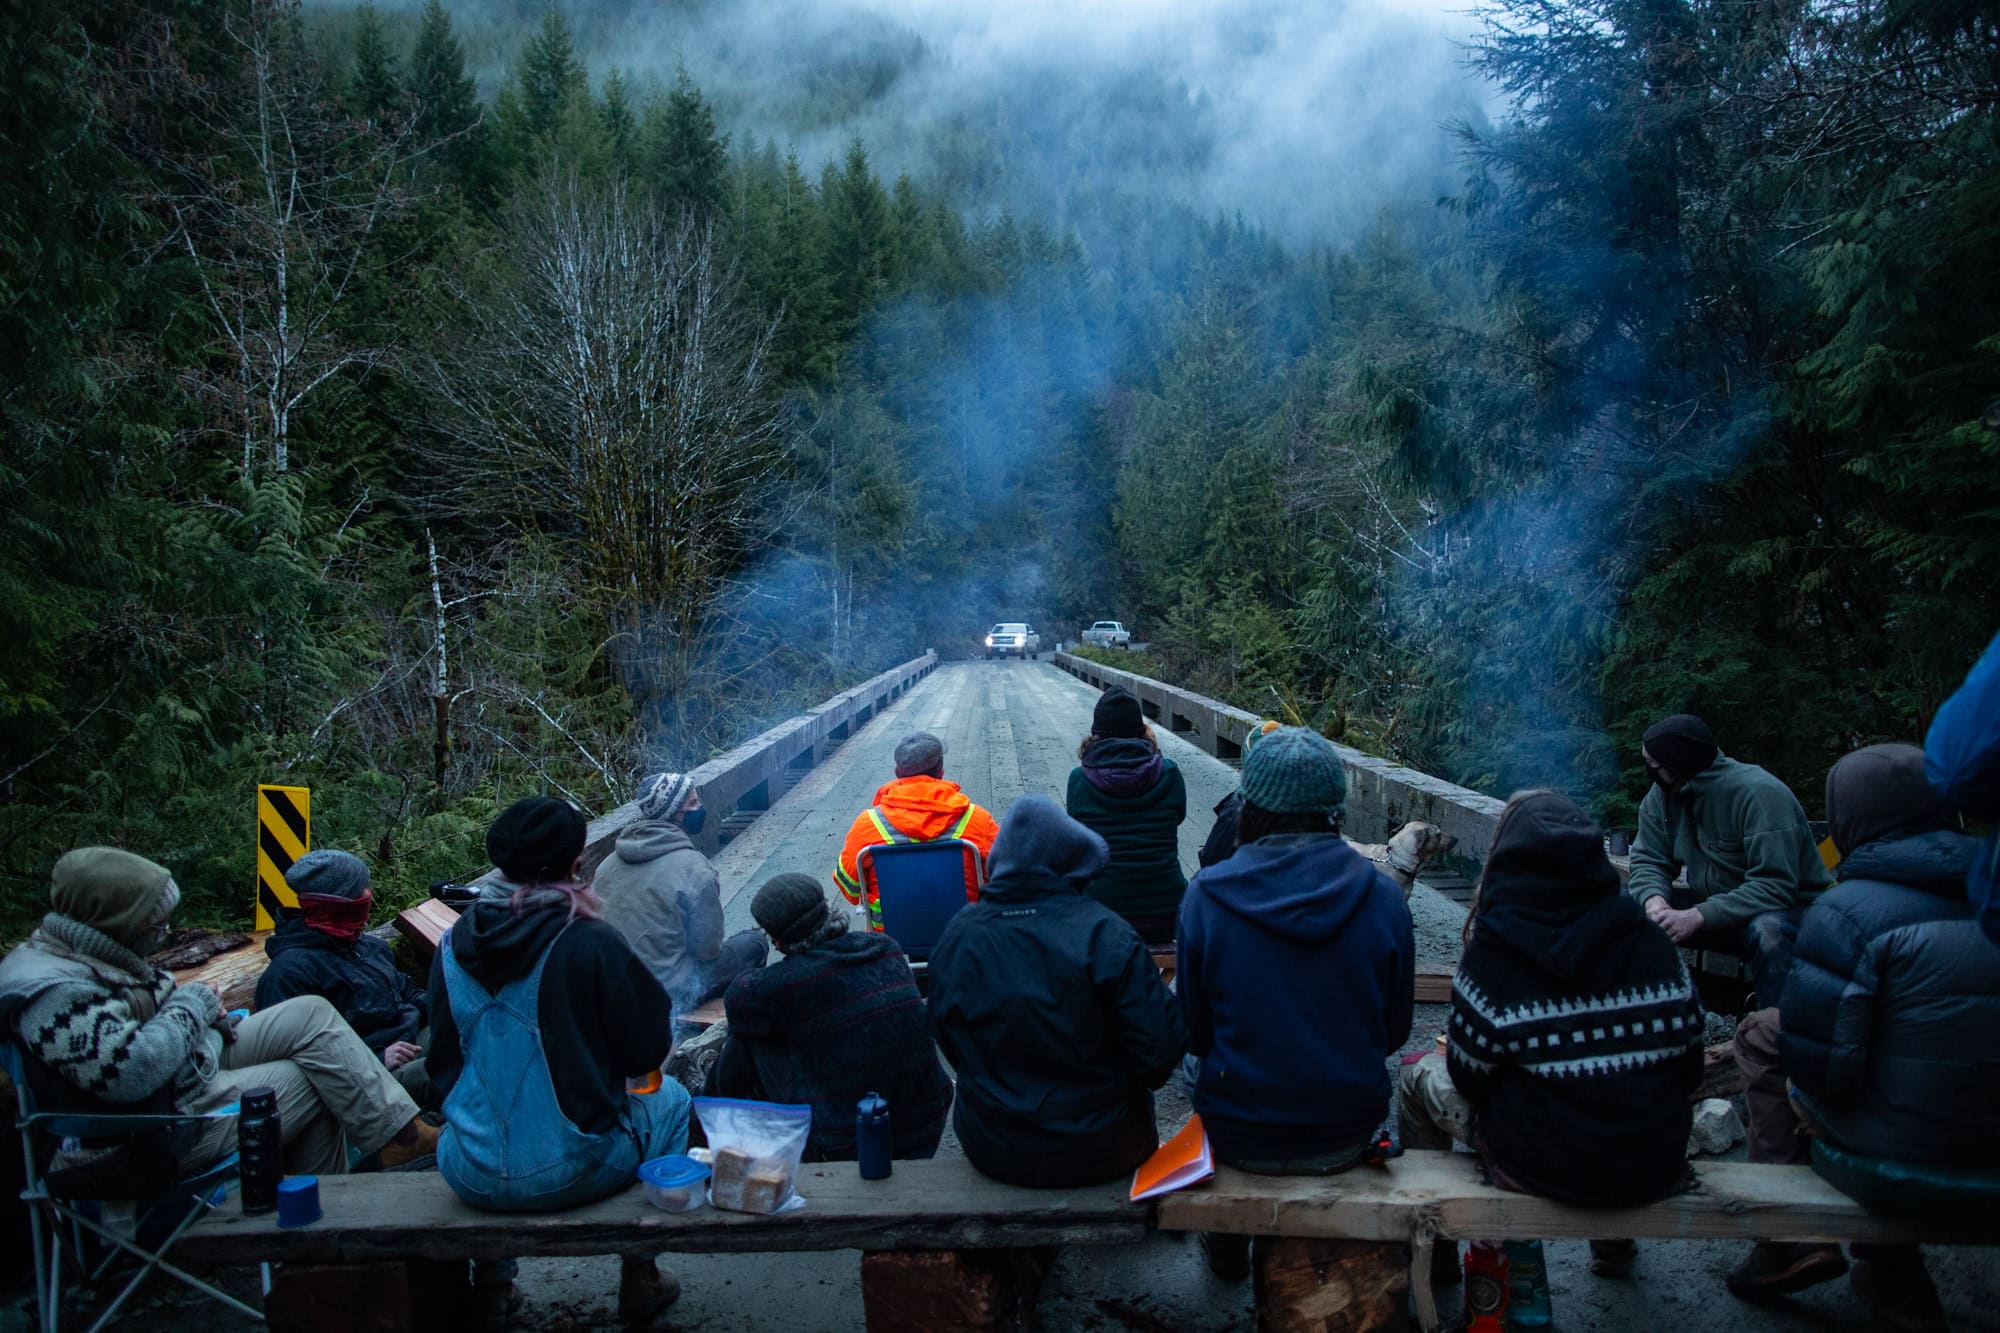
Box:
(692, 1097), (812, 1214)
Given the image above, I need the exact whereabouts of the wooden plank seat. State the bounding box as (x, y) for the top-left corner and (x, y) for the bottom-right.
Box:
(178, 1158), (1145, 1266)
(172, 1149), (2000, 1331)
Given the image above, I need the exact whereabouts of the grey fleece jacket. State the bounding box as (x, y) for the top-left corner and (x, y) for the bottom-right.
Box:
(1627, 754), (1832, 929)
(592, 820), (725, 1004)
(0, 914), (223, 1107)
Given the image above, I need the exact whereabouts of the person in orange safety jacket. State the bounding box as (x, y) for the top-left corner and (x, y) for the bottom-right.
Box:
(834, 732), (1000, 932)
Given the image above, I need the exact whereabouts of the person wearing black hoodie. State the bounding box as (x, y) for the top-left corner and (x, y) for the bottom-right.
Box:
(1722, 743), (1999, 1330)
(1066, 687), (1189, 942)
(1398, 790), (1704, 1280)
(1176, 726), (1414, 1279)
(927, 794), (1186, 1188)
(427, 797), (686, 1326)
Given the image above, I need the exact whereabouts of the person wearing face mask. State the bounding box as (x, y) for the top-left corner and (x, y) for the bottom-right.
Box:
(255, 849), (434, 1107)
(1626, 714), (1830, 1007)
(0, 847), (436, 1180)
(594, 771), (768, 1027)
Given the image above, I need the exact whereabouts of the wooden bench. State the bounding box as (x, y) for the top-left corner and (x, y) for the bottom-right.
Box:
(173, 1149), (2000, 1332)
(179, 1158), (1141, 1332)
(1157, 1150), (2000, 1331)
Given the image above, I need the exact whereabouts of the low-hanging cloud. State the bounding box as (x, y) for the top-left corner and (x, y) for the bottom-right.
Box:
(381, 0), (1489, 243)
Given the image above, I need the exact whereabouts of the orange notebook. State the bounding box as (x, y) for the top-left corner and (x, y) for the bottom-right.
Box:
(1130, 1114), (1214, 1202)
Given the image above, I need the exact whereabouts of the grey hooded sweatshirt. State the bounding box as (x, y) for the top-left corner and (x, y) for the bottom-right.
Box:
(593, 820), (724, 1007)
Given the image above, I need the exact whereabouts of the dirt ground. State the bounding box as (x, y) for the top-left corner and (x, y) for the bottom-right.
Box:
(23, 663), (2000, 1330)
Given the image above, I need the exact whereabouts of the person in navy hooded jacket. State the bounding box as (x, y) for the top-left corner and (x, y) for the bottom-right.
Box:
(1176, 727), (1414, 1276)
(1926, 628), (2000, 945)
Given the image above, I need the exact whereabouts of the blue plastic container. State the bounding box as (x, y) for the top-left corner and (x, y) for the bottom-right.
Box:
(637, 1155), (712, 1212)
(275, 1175), (321, 1228)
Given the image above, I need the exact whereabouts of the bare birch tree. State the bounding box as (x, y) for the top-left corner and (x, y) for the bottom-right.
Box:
(158, 0), (417, 480)
(428, 164), (790, 736)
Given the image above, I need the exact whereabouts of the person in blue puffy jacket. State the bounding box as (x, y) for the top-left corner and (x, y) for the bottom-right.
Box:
(1925, 629), (2000, 944)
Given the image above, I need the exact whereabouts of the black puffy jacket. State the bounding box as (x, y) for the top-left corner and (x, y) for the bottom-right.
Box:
(927, 795), (1187, 1188)
(1780, 830), (2000, 1165)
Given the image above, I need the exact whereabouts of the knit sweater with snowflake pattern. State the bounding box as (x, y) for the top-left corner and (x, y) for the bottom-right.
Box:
(0, 914), (222, 1110)
(1445, 794), (1704, 1205)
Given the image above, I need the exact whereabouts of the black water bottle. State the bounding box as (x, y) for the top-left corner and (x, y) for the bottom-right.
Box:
(238, 1086), (283, 1214)
(856, 1092), (892, 1180)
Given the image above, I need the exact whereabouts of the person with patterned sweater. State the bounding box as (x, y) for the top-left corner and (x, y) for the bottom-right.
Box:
(1400, 791), (1704, 1276)
(0, 847), (436, 1179)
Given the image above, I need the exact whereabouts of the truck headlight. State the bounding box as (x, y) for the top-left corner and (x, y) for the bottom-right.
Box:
(985, 636), (993, 646)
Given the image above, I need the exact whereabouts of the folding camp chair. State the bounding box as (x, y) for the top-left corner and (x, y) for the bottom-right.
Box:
(861, 837), (984, 965)
(4, 1044), (261, 1331)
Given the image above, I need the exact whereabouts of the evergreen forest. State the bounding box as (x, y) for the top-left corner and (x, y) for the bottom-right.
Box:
(2, 0), (1995, 928)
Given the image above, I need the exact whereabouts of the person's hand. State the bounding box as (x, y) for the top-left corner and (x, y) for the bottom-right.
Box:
(382, 1041), (422, 1072)
(213, 1007), (242, 1043)
(1657, 904), (1705, 944)
(1643, 896), (1674, 927)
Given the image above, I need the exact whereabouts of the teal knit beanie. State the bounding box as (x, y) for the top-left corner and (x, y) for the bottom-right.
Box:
(1238, 726), (1347, 815)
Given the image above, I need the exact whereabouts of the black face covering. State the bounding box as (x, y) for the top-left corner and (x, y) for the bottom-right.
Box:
(680, 806), (708, 837)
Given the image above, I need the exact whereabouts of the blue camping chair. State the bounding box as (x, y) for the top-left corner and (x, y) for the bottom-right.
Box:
(860, 838), (984, 964)
(4, 1044), (261, 1331)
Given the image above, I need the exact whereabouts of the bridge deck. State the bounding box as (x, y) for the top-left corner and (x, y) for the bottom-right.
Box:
(714, 660), (1248, 935)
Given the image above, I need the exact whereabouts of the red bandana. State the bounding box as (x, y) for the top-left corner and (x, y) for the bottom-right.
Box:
(298, 891), (373, 943)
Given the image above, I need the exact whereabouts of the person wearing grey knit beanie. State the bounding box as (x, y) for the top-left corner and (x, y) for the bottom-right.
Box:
(1177, 726), (1414, 1273)
(597, 772), (767, 1027)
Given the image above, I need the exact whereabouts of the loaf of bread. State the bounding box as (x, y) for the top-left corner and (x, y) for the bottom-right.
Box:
(741, 1161), (790, 1214)
(709, 1147), (753, 1211)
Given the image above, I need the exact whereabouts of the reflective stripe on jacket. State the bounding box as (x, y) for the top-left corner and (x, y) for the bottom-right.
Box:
(834, 777), (998, 930)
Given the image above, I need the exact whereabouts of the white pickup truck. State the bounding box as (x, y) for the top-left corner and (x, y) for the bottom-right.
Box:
(985, 623), (1041, 659)
(1081, 620), (1133, 649)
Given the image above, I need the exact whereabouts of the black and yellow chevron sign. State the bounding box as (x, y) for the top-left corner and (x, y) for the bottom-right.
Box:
(255, 784), (311, 930)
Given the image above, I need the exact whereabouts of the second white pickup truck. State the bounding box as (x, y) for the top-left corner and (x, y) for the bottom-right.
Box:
(1081, 620), (1132, 648)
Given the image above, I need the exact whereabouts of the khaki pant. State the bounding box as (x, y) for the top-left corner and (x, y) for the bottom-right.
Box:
(1397, 1052), (1474, 1151)
(1733, 1006), (1810, 1165)
(182, 995), (418, 1176)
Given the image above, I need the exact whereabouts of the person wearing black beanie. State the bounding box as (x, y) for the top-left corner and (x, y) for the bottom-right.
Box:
(1627, 714), (1831, 1007)
(704, 875), (952, 1163)
(428, 796), (689, 1324)
(1067, 687), (1187, 942)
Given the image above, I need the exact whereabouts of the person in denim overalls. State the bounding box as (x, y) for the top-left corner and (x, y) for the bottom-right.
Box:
(427, 797), (691, 1326)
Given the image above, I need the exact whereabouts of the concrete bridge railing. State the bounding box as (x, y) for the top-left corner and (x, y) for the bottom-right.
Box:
(579, 652), (940, 872)
(1052, 651), (1506, 864)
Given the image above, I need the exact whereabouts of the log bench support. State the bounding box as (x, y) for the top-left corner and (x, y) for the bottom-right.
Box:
(860, 1248), (1052, 1333)
(1253, 1237), (1408, 1333)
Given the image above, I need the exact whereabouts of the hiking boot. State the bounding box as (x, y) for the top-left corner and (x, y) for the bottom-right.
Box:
(378, 1117), (441, 1170)
(1200, 1232), (1252, 1282)
(1589, 1238), (1638, 1279)
(1724, 1241), (1847, 1299)
(1849, 1245), (1948, 1332)
(617, 1258), (682, 1325)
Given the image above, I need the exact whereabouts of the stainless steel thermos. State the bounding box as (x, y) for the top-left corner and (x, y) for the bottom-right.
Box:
(238, 1086), (283, 1214)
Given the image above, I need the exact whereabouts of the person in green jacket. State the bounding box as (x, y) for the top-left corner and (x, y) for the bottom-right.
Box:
(1626, 714), (1831, 1006)
(1066, 687), (1188, 943)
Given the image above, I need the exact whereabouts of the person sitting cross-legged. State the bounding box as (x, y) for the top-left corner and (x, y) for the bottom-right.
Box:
(1398, 791), (1705, 1291)
(1176, 726), (1415, 1280)
(254, 848), (435, 1108)
(1725, 743), (2000, 1332)
(705, 874), (953, 1161)
(834, 731), (999, 932)
(0, 847), (437, 1184)
(427, 797), (690, 1326)
(927, 795), (1186, 1188)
